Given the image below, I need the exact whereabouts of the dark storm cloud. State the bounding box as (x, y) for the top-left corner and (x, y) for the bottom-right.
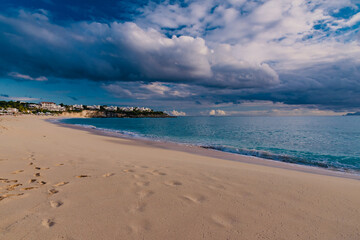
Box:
(0, 10), (279, 89)
(188, 59), (360, 111)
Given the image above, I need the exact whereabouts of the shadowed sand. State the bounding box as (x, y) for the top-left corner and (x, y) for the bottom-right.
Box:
(0, 115), (359, 240)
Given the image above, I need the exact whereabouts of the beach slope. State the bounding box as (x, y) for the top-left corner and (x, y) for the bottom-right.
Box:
(0, 116), (359, 239)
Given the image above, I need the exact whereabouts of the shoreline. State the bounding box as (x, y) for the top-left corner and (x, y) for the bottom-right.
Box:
(52, 117), (360, 181)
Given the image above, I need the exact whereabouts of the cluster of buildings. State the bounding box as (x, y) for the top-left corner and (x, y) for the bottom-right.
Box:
(1, 102), (154, 115)
(28, 102), (103, 112)
(66, 105), (152, 112)
(70, 105), (101, 111)
(41, 102), (66, 111)
(27, 102), (65, 111)
(106, 106), (152, 112)
(0, 108), (19, 115)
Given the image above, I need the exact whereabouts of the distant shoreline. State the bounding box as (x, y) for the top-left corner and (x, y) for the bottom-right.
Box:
(60, 110), (174, 118)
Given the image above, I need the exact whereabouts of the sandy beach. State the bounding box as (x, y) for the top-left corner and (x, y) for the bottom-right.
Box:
(0, 115), (359, 240)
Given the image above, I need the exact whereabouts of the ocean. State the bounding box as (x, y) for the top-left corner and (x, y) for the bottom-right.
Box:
(60, 116), (360, 173)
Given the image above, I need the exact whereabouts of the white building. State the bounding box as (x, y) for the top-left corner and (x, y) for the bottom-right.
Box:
(41, 102), (56, 109)
(0, 108), (16, 115)
(40, 102), (65, 112)
(28, 103), (40, 109)
(87, 105), (100, 110)
(118, 107), (134, 112)
(138, 107), (152, 112)
(104, 106), (118, 111)
(6, 108), (19, 114)
(72, 104), (83, 110)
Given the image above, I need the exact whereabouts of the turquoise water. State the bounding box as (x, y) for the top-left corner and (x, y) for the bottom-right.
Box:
(60, 116), (360, 173)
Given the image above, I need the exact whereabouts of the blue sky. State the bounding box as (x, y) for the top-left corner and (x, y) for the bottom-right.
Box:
(0, 0), (360, 116)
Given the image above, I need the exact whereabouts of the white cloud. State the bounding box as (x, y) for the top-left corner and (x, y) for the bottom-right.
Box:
(209, 109), (227, 116)
(103, 82), (196, 100)
(112, 22), (212, 80)
(142, 82), (170, 95)
(342, 12), (360, 27)
(0, 95), (39, 102)
(209, 44), (280, 88)
(168, 110), (186, 116)
(138, 0), (360, 73)
(8, 72), (48, 81)
(207, 107), (346, 117)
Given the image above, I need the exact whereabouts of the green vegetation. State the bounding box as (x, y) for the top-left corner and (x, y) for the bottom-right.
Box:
(0, 101), (28, 112)
(114, 108), (170, 118)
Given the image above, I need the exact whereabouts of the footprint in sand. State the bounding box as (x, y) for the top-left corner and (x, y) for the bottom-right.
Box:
(50, 200), (63, 208)
(6, 184), (22, 191)
(1, 179), (17, 183)
(126, 219), (151, 234)
(35, 167), (49, 170)
(28, 180), (45, 185)
(135, 181), (150, 187)
(29, 162), (34, 166)
(41, 219), (55, 228)
(0, 193), (24, 201)
(164, 181), (182, 186)
(210, 214), (237, 228)
(21, 187), (38, 191)
(124, 165), (135, 168)
(102, 173), (114, 178)
(148, 170), (167, 176)
(133, 174), (146, 179)
(53, 182), (68, 187)
(11, 170), (24, 174)
(182, 194), (206, 204)
(34, 173), (40, 177)
(129, 202), (147, 213)
(137, 190), (154, 199)
(76, 175), (90, 178)
(48, 189), (59, 195)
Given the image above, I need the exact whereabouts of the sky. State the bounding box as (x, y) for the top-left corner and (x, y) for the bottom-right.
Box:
(0, 0), (360, 116)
